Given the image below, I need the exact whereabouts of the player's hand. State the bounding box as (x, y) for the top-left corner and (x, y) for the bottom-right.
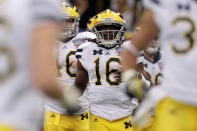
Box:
(114, 69), (122, 83)
(141, 70), (153, 87)
(62, 86), (82, 115)
(122, 69), (149, 101)
(133, 87), (167, 128)
(71, 60), (78, 69)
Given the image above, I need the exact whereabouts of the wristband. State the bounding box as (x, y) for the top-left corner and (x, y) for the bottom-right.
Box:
(123, 41), (140, 56)
(122, 69), (136, 82)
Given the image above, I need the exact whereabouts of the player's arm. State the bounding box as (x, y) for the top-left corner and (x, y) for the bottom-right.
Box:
(122, 9), (159, 100)
(30, 0), (82, 114)
(75, 60), (89, 92)
(31, 24), (81, 114)
(29, 0), (65, 99)
(31, 22), (63, 99)
(122, 9), (159, 72)
(136, 62), (143, 72)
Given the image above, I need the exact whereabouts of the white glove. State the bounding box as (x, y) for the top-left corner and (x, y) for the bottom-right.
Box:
(133, 87), (167, 128)
(123, 69), (149, 101)
(63, 86), (82, 115)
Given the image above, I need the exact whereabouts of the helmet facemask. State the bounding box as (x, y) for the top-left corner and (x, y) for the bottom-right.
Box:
(93, 23), (125, 48)
(59, 17), (79, 41)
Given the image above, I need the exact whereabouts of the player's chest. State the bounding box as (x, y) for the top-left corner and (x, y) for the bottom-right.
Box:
(58, 45), (76, 67)
(88, 48), (121, 72)
(143, 61), (161, 77)
(161, 4), (197, 47)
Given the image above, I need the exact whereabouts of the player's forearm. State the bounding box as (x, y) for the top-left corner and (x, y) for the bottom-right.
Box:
(74, 61), (89, 93)
(122, 10), (158, 72)
(40, 82), (63, 99)
(74, 79), (87, 93)
(32, 64), (63, 99)
(122, 50), (137, 72)
(31, 23), (63, 99)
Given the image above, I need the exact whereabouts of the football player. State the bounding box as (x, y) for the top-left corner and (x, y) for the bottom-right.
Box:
(122, 0), (197, 131)
(137, 39), (163, 87)
(134, 39), (163, 131)
(44, 2), (96, 131)
(75, 9), (135, 131)
(0, 0), (80, 130)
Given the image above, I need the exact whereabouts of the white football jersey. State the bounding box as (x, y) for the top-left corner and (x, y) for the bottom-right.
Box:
(0, 0), (57, 131)
(144, 0), (197, 106)
(0, 0), (58, 130)
(45, 31), (96, 115)
(137, 52), (163, 86)
(76, 42), (134, 121)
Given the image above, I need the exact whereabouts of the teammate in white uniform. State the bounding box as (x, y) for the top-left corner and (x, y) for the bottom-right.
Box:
(135, 40), (163, 131)
(44, 2), (96, 131)
(0, 0), (81, 130)
(137, 40), (163, 87)
(122, 0), (197, 131)
(75, 9), (134, 131)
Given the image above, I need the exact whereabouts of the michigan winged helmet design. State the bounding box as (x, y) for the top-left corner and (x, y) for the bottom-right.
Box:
(87, 9), (126, 48)
(59, 1), (80, 40)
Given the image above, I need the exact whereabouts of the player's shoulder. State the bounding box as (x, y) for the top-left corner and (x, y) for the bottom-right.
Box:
(77, 41), (92, 50)
(137, 55), (144, 64)
(121, 40), (137, 50)
(77, 40), (98, 51)
(121, 40), (131, 47)
(71, 31), (96, 47)
(76, 41), (97, 59)
(76, 31), (96, 39)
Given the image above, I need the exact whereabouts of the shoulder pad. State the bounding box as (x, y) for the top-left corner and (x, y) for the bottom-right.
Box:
(72, 32), (97, 47)
(76, 31), (96, 39)
(77, 42), (92, 49)
(137, 56), (144, 64)
(75, 42), (92, 59)
(122, 40), (130, 45)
